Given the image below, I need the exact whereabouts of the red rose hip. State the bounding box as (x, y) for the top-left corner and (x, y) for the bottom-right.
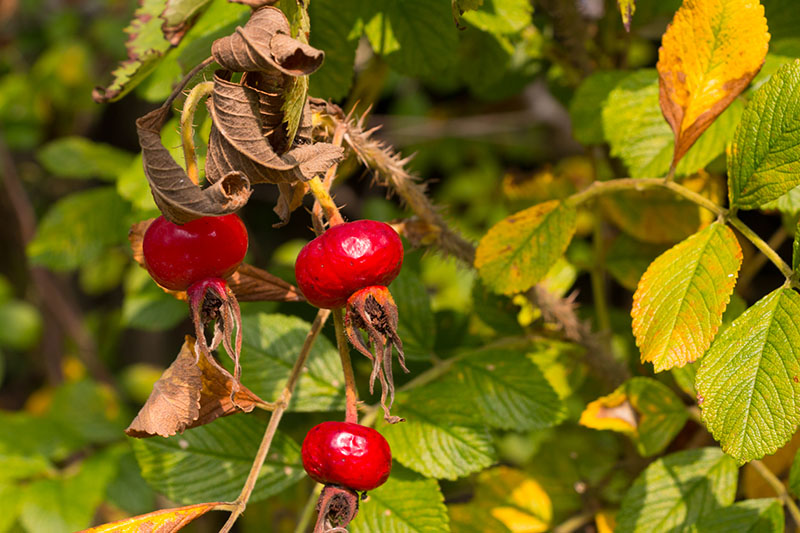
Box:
(301, 421), (392, 492)
(142, 214), (248, 290)
(295, 220), (403, 308)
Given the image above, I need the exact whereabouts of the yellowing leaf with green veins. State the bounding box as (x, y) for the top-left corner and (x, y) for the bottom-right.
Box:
(697, 288), (800, 463)
(475, 200), (577, 295)
(632, 222), (742, 372)
(78, 502), (220, 532)
(657, 0), (769, 168)
(728, 60), (800, 209)
(580, 378), (688, 456)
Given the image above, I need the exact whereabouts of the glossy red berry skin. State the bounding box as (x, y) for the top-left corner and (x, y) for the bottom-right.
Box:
(142, 214), (248, 291)
(302, 421), (392, 492)
(294, 220), (403, 308)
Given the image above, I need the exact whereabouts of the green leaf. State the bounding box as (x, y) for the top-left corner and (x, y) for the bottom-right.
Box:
(461, 0), (532, 35)
(161, 0), (213, 30)
(616, 448), (738, 533)
(363, 0), (459, 78)
(455, 348), (565, 431)
(0, 411), (82, 463)
(606, 233), (668, 290)
(602, 70), (744, 178)
(0, 483), (24, 533)
(448, 503), (511, 533)
(632, 222), (742, 372)
(697, 288), (800, 463)
(37, 137), (134, 181)
(569, 70), (628, 145)
(391, 268), (435, 361)
(282, 75), (308, 149)
(794, 219), (800, 272)
(19, 446), (122, 533)
(93, 0), (173, 102)
(308, 0), (362, 100)
(381, 383), (496, 480)
(688, 498), (784, 533)
(475, 200), (578, 295)
(47, 379), (129, 444)
(104, 449), (156, 515)
(233, 313), (345, 411)
(350, 467), (450, 533)
(133, 414), (303, 503)
(27, 187), (131, 271)
(790, 446), (800, 498)
(729, 60), (800, 209)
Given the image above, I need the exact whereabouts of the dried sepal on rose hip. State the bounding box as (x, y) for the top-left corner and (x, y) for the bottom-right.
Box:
(294, 220), (408, 422)
(142, 214), (248, 395)
(301, 421), (392, 532)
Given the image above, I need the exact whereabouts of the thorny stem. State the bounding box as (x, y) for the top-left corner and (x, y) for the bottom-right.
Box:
(219, 308), (331, 533)
(333, 308), (359, 424)
(568, 177), (794, 279)
(180, 81), (214, 185)
(750, 459), (800, 527)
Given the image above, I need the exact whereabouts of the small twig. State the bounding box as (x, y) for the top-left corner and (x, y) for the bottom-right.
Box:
(219, 308), (331, 533)
(551, 510), (595, 533)
(180, 81), (214, 185)
(333, 308), (359, 424)
(728, 217), (793, 279)
(590, 217), (611, 333)
(750, 459), (800, 527)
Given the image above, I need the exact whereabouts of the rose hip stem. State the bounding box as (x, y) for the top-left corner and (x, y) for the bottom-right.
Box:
(333, 308), (359, 424)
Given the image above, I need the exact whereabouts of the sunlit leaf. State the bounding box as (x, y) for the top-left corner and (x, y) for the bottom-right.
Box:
(580, 377), (688, 456)
(602, 70), (743, 178)
(308, 0), (362, 100)
(657, 0), (769, 168)
(79, 501), (220, 532)
(687, 499), (784, 533)
(475, 200), (577, 295)
(569, 70), (628, 145)
(728, 61), (800, 209)
(697, 288), (800, 463)
(350, 467), (450, 533)
(133, 414), (303, 503)
(616, 448), (738, 533)
(632, 222), (741, 372)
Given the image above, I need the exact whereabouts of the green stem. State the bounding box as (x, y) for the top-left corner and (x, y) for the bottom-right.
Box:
(294, 483), (323, 533)
(333, 308), (359, 424)
(180, 81), (213, 185)
(591, 217), (611, 333)
(568, 178), (795, 280)
(728, 217), (793, 279)
(750, 459), (800, 527)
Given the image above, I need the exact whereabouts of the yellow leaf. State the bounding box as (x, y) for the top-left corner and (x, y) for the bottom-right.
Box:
(657, 0), (769, 168)
(579, 389), (639, 434)
(78, 502), (222, 532)
(617, 0), (636, 32)
(595, 510), (617, 533)
(477, 466), (552, 533)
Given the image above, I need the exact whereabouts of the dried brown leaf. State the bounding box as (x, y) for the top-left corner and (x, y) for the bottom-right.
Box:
(126, 336), (266, 438)
(228, 262), (305, 302)
(206, 73), (343, 185)
(125, 338), (202, 438)
(273, 181), (308, 227)
(211, 6), (323, 75)
(137, 104), (252, 224)
(228, 0), (279, 7)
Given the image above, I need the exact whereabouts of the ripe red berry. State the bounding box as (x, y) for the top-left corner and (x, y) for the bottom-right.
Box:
(302, 421), (392, 492)
(294, 220), (403, 308)
(142, 214), (248, 291)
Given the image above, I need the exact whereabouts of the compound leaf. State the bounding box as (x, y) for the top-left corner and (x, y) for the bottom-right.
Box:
(696, 288), (800, 463)
(657, 0), (769, 168)
(475, 200), (577, 295)
(728, 60), (800, 209)
(632, 222), (742, 372)
(616, 448), (738, 533)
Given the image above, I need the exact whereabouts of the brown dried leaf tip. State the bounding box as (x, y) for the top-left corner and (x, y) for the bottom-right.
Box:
(126, 336), (266, 438)
(313, 485), (359, 533)
(344, 286), (408, 424)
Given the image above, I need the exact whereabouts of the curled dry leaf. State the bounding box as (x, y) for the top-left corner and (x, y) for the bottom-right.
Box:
(227, 0), (279, 7)
(211, 6), (323, 75)
(78, 502), (222, 532)
(126, 336), (265, 438)
(206, 72), (343, 184)
(137, 104), (252, 224)
(129, 219), (305, 302)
